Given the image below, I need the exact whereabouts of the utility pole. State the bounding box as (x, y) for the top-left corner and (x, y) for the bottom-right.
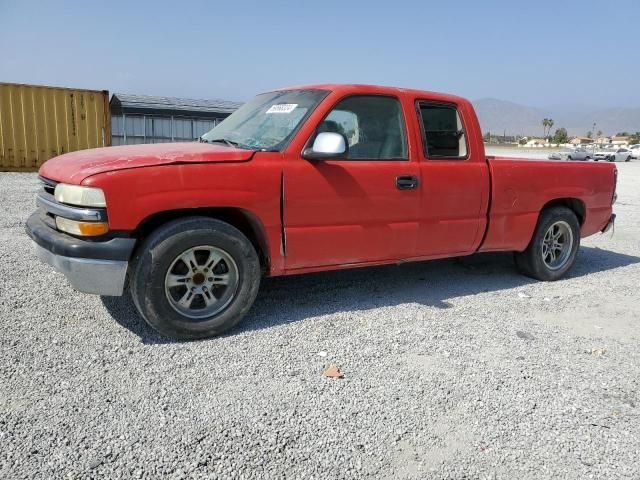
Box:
(592, 122), (597, 156)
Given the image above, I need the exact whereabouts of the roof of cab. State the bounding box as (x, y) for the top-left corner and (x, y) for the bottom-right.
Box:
(277, 83), (467, 104)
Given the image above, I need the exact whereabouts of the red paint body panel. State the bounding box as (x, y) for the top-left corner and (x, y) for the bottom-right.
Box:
(38, 83), (617, 277)
(81, 154), (286, 274)
(283, 159), (421, 268)
(39, 143), (254, 184)
(481, 157), (615, 252)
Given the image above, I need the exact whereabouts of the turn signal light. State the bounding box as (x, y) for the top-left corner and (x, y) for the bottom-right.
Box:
(55, 217), (109, 236)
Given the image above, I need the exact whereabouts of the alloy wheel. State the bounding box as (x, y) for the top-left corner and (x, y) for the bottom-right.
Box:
(164, 245), (239, 320)
(541, 221), (574, 271)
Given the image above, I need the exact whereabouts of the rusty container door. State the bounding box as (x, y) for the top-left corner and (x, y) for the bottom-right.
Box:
(0, 83), (110, 171)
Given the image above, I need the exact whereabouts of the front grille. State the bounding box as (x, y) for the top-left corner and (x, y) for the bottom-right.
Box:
(39, 176), (58, 195)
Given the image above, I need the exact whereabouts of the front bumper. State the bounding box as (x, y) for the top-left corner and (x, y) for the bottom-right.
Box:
(26, 211), (136, 296)
(35, 245), (129, 296)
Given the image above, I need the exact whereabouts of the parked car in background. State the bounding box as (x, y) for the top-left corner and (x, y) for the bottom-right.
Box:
(594, 148), (633, 162)
(548, 148), (591, 161)
(566, 148), (592, 160)
(629, 145), (640, 159)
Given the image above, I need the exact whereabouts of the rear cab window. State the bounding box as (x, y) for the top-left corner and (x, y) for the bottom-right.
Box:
(416, 102), (468, 159)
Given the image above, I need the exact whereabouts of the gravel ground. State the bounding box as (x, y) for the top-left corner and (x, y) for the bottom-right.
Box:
(1, 164), (639, 479)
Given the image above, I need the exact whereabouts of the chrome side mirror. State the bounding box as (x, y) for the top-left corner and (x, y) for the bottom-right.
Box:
(302, 132), (347, 160)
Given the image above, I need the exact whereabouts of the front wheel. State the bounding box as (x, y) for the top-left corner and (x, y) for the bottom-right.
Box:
(514, 206), (580, 281)
(130, 217), (261, 340)
(626, 156), (631, 162)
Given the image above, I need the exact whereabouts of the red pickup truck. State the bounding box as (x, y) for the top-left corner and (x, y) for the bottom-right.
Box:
(27, 84), (617, 339)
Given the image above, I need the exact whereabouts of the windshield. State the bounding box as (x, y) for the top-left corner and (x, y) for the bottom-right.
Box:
(201, 89), (328, 151)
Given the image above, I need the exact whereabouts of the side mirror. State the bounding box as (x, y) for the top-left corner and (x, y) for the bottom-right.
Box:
(302, 132), (347, 160)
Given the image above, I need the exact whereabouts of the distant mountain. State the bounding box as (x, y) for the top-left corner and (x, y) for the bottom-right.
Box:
(473, 98), (640, 137)
(473, 98), (549, 137)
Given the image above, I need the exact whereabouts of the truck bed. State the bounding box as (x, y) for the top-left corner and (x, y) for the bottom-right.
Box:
(479, 156), (616, 252)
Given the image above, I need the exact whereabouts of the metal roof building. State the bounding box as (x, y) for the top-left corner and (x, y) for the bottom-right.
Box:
(109, 93), (242, 145)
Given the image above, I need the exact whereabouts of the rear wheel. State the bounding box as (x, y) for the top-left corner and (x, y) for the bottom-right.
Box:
(130, 217), (261, 340)
(514, 206), (580, 281)
(608, 155), (615, 162)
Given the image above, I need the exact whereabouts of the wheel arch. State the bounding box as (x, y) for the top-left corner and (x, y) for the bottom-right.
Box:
(540, 198), (586, 225)
(132, 207), (271, 273)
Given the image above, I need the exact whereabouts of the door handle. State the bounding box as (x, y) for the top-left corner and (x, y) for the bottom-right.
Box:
(396, 175), (418, 190)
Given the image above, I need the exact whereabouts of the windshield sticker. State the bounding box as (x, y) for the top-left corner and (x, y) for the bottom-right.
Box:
(266, 103), (298, 114)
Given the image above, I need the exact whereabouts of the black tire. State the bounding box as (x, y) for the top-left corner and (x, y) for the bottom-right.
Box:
(608, 155), (615, 162)
(514, 206), (580, 281)
(130, 217), (261, 340)
(567, 155), (572, 160)
(626, 156), (631, 162)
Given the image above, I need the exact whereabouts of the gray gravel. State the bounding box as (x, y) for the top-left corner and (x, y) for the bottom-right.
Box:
(1, 164), (639, 479)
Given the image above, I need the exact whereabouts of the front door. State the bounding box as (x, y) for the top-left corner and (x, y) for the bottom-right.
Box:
(283, 94), (420, 270)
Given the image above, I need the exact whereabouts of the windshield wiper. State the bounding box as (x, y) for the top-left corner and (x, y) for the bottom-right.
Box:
(202, 137), (257, 150)
(203, 138), (239, 148)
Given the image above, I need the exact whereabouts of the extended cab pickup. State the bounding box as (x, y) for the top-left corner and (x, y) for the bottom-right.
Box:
(26, 84), (617, 339)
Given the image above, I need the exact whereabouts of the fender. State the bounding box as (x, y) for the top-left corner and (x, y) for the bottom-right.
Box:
(82, 158), (285, 274)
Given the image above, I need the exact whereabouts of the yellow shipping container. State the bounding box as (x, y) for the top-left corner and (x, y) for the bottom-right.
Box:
(0, 83), (110, 171)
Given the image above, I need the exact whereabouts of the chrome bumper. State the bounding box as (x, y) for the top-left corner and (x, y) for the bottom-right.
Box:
(36, 245), (128, 296)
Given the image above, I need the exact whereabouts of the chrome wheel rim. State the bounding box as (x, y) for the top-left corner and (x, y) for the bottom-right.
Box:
(541, 221), (573, 271)
(164, 245), (239, 320)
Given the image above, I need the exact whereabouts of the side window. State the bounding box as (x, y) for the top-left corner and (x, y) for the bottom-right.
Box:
(318, 95), (407, 160)
(417, 103), (468, 159)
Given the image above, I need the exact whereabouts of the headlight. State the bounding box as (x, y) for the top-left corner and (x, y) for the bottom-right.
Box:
(54, 183), (106, 207)
(55, 217), (109, 236)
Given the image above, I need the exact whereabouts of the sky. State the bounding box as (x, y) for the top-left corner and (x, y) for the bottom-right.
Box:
(1, 0), (639, 108)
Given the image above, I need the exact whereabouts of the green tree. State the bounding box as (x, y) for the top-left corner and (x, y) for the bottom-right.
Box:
(541, 118), (555, 138)
(586, 131), (593, 139)
(552, 127), (569, 144)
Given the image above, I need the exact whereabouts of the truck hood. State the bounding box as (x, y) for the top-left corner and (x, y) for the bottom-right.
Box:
(39, 142), (255, 184)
